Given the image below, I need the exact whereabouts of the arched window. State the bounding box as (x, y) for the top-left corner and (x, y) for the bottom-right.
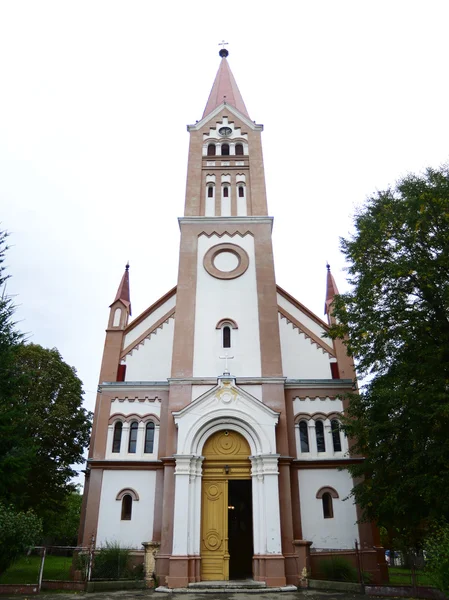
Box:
(299, 421), (309, 453)
(331, 419), (342, 452)
(221, 143), (230, 156)
(144, 422), (155, 453)
(235, 143), (244, 156)
(128, 421), (138, 453)
(112, 421), (122, 453)
(315, 420), (325, 453)
(223, 325), (231, 348)
(121, 494), (133, 520)
(207, 186), (214, 198)
(322, 493), (334, 518)
(238, 186), (245, 198)
(223, 186), (229, 198)
(207, 144), (216, 156)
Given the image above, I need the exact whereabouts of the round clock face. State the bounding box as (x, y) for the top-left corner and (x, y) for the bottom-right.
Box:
(219, 126), (232, 137)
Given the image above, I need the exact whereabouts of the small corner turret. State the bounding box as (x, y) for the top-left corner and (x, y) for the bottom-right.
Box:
(108, 262), (131, 330)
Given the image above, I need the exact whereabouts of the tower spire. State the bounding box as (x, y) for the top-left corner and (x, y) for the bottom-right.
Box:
(324, 263), (339, 319)
(202, 48), (250, 119)
(112, 262), (131, 315)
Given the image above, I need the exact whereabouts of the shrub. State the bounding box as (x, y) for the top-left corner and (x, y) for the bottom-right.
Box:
(424, 523), (449, 594)
(318, 556), (359, 582)
(0, 504), (43, 575)
(91, 542), (143, 580)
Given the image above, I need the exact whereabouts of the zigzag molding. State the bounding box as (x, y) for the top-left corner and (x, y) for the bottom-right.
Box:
(121, 308), (176, 359)
(279, 313), (332, 356)
(126, 316), (174, 358)
(198, 230), (254, 239)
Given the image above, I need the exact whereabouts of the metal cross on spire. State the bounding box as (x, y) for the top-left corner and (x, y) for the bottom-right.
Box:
(218, 40), (228, 49)
(218, 40), (229, 58)
(219, 352), (234, 376)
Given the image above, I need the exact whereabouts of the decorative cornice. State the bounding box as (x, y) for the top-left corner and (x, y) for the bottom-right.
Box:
(178, 216), (273, 230)
(278, 307), (335, 357)
(87, 459), (163, 470)
(285, 379), (354, 390)
(99, 382), (170, 392)
(168, 376), (286, 385)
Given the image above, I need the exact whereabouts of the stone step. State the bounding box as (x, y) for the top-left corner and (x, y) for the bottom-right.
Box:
(156, 582), (298, 594)
(189, 580), (266, 589)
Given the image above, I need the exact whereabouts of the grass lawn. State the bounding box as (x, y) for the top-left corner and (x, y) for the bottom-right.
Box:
(389, 566), (435, 587)
(0, 555), (73, 584)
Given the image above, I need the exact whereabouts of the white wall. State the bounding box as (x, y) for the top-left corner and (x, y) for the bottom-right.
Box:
(124, 317), (174, 381)
(123, 294), (176, 348)
(298, 468), (359, 549)
(96, 470), (156, 548)
(293, 396), (343, 415)
(279, 315), (332, 379)
(277, 293), (329, 340)
(193, 234), (261, 377)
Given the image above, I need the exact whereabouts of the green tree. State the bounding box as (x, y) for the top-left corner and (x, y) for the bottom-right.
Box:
(0, 503), (43, 575)
(329, 165), (449, 546)
(3, 344), (92, 532)
(44, 491), (83, 546)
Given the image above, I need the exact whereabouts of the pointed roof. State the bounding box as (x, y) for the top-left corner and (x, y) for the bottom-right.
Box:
(112, 263), (131, 315)
(202, 49), (250, 120)
(324, 263), (339, 315)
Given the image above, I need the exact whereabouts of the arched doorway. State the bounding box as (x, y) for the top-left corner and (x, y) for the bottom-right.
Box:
(201, 429), (253, 581)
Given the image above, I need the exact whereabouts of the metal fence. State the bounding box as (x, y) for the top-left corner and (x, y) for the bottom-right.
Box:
(89, 546), (145, 581)
(310, 543), (382, 585)
(0, 547), (44, 586)
(387, 551), (433, 588)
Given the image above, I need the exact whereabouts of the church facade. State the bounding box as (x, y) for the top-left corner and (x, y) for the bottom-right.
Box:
(79, 50), (384, 587)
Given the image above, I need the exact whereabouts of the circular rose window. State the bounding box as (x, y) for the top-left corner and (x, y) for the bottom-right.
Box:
(203, 243), (249, 280)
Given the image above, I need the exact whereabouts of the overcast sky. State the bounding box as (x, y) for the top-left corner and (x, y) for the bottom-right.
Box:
(1, 1), (449, 480)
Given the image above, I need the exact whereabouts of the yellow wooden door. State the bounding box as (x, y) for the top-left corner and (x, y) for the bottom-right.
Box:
(201, 479), (229, 580)
(201, 430), (251, 581)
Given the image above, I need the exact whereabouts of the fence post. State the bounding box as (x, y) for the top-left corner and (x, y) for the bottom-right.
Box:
(87, 535), (95, 583)
(355, 540), (365, 592)
(37, 547), (46, 592)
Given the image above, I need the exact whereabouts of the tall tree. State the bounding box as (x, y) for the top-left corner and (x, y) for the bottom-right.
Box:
(4, 344), (92, 530)
(329, 165), (449, 545)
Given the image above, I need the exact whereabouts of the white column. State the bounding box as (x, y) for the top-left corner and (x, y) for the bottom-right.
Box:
(325, 419), (333, 456)
(294, 423), (300, 457)
(106, 424), (113, 458)
(138, 422), (145, 457)
(308, 420), (317, 457)
(189, 456), (203, 556)
(153, 424), (160, 457)
(172, 455), (194, 555)
(250, 455), (282, 555)
(230, 142), (236, 155)
(215, 143), (221, 155)
(261, 455), (282, 553)
(121, 422), (130, 458)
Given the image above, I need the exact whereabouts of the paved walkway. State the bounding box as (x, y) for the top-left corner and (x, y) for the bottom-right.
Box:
(21, 590), (383, 600)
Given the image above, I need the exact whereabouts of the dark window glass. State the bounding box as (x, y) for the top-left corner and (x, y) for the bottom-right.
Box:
(208, 186), (214, 198)
(128, 421), (138, 453)
(316, 420), (325, 452)
(299, 421), (309, 452)
(223, 187), (229, 198)
(144, 422), (155, 453)
(121, 494), (132, 520)
(112, 422), (122, 453)
(238, 186), (244, 198)
(207, 144), (216, 156)
(235, 144), (244, 155)
(331, 420), (342, 452)
(322, 493), (333, 518)
(221, 143), (230, 156)
(223, 326), (231, 348)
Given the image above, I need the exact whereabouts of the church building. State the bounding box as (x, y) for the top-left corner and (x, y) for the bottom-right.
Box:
(79, 49), (385, 587)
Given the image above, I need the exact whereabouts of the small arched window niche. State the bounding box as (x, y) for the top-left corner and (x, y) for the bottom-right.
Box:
(116, 488), (139, 521)
(315, 420), (326, 453)
(144, 422), (155, 453)
(238, 185), (245, 198)
(316, 486), (339, 519)
(299, 420), (309, 453)
(112, 421), (123, 453)
(128, 421), (138, 454)
(235, 143), (244, 156)
(207, 144), (216, 156)
(207, 185), (214, 198)
(221, 143), (230, 156)
(331, 419), (342, 452)
(222, 186), (229, 198)
(216, 318), (238, 349)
